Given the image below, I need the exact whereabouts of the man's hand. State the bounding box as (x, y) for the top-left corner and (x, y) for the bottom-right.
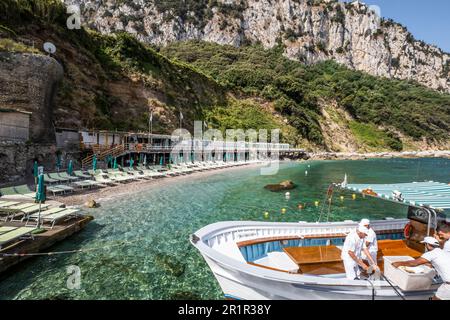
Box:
(392, 262), (403, 268)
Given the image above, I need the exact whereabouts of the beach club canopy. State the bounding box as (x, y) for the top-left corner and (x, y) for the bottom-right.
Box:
(343, 181), (450, 210)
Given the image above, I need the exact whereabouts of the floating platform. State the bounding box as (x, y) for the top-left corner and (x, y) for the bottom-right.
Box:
(0, 215), (93, 274)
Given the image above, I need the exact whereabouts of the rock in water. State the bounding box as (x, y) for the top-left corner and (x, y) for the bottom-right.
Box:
(85, 199), (98, 208)
(264, 180), (297, 192)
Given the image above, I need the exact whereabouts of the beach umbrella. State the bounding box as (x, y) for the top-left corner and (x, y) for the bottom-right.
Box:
(56, 154), (61, 171)
(159, 155), (163, 166)
(36, 174), (46, 203)
(67, 160), (73, 176)
(191, 152), (194, 163)
(33, 161), (38, 185)
(113, 157), (118, 169)
(35, 173), (46, 228)
(129, 158), (134, 168)
(143, 154), (147, 166)
(92, 154), (97, 172)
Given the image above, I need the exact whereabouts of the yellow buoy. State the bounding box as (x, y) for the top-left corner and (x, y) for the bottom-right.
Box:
(315, 201), (319, 207)
(264, 212), (270, 219)
(352, 194), (356, 200)
(281, 208), (287, 214)
(340, 196), (344, 201)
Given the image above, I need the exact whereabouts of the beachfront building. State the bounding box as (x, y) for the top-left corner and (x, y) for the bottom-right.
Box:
(77, 129), (296, 169)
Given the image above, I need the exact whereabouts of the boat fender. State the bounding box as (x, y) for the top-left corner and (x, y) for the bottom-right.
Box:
(404, 223), (413, 239)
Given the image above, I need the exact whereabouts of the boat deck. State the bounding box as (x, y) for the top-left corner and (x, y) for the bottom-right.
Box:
(250, 239), (424, 275)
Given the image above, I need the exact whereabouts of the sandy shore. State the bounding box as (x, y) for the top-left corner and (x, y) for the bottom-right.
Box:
(52, 163), (265, 208)
(308, 150), (450, 160)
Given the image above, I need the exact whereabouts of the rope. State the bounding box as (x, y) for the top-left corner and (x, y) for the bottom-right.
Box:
(0, 237), (148, 258)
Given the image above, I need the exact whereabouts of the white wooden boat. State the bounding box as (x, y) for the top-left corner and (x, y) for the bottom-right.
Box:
(191, 181), (450, 300)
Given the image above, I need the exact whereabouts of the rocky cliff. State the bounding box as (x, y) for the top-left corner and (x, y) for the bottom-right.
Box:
(69, 0), (450, 92)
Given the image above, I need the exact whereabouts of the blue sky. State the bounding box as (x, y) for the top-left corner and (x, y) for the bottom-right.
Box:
(341, 0), (450, 53)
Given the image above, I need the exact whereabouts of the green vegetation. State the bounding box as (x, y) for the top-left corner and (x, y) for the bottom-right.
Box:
(0, 38), (39, 53)
(349, 122), (403, 151)
(162, 41), (450, 146)
(205, 99), (278, 132)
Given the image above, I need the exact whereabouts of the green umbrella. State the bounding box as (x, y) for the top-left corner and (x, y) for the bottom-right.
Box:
(35, 173), (46, 228)
(56, 154), (61, 171)
(129, 158), (134, 168)
(92, 154), (97, 172)
(67, 160), (73, 175)
(159, 155), (164, 165)
(113, 157), (118, 169)
(36, 174), (46, 203)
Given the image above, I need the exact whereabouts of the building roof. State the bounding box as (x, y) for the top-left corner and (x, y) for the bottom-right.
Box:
(343, 181), (450, 210)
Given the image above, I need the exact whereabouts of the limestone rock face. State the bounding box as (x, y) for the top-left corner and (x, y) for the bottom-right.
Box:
(0, 52), (64, 143)
(70, 0), (450, 92)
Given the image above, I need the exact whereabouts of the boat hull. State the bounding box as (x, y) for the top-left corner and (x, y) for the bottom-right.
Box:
(192, 220), (439, 300)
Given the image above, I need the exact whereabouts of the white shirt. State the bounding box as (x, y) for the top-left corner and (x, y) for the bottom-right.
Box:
(444, 240), (450, 252)
(341, 231), (364, 261)
(422, 248), (450, 282)
(364, 228), (378, 253)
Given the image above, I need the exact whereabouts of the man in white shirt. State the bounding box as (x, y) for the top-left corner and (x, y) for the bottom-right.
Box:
(341, 225), (370, 280)
(392, 237), (450, 300)
(435, 224), (450, 252)
(360, 219), (378, 267)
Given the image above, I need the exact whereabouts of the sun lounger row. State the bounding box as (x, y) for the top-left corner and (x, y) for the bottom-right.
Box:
(0, 226), (37, 249)
(0, 200), (81, 229)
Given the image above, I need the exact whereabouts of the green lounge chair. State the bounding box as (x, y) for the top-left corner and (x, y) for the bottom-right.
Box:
(10, 203), (50, 222)
(74, 170), (92, 179)
(58, 172), (80, 182)
(54, 185), (75, 194)
(41, 209), (80, 229)
(47, 185), (66, 196)
(0, 187), (17, 196)
(13, 185), (36, 198)
(0, 226), (18, 235)
(0, 226), (36, 249)
(47, 173), (70, 183)
(25, 207), (67, 226)
(0, 201), (21, 208)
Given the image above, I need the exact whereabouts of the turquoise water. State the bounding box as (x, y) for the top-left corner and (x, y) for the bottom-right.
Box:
(0, 158), (449, 300)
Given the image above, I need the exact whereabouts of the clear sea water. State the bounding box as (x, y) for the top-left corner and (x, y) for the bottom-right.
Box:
(0, 158), (449, 300)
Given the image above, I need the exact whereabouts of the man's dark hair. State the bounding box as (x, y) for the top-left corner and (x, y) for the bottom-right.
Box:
(437, 223), (450, 233)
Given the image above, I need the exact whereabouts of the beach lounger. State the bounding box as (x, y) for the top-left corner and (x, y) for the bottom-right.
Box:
(73, 180), (105, 189)
(54, 185), (75, 194)
(94, 175), (118, 186)
(47, 173), (70, 183)
(0, 201), (21, 208)
(58, 172), (80, 182)
(13, 185), (36, 198)
(40, 209), (80, 229)
(25, 207), (67, 226)
(74, 170), (92, 179)
(10, 203), (50, 222)
(47, 185), (66, 196)
(0, 226), (36, 249)
(0, 226), (18, 235)
(0, 186), (20, 197)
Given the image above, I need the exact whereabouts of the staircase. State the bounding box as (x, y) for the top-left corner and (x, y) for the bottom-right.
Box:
(81, 144), (126, 169)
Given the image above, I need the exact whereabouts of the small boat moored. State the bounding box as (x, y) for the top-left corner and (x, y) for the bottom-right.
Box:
(191, 181), (450, 300)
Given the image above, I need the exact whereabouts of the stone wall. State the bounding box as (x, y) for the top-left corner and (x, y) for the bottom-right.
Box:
(0, 52), (64, 143)
(0, 141), (81, 186)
